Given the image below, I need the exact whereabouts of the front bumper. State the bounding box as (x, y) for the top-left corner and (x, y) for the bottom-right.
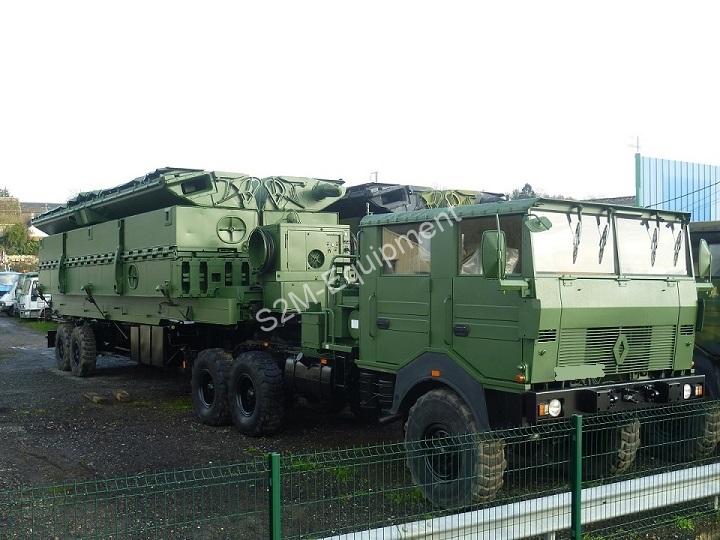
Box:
(526, 375), (705, 422)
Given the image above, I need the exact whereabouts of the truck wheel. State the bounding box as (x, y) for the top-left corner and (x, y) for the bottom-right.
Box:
(583, 420), (640, 479)
(694, 350), (720, 400)
(70, 325), (97, 377)
(191, 349), (232, 426)
(404, 388), (506, 508)
(55, 324), (73, 371)
(645, 406), (720, 460)
(229, 351), (284, 436)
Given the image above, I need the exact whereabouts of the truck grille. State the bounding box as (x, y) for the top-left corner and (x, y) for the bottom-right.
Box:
(557, 325), (677, 375)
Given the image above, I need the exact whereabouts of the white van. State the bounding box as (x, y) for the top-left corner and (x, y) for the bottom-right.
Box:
(0, 272), (21, 313)
(16, 274), (51, 319)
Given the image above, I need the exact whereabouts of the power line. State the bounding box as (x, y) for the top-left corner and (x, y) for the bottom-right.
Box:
(645, 179), (720, 209)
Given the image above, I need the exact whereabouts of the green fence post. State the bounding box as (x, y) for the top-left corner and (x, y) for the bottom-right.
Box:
(269, 452), (282, 540)
(570, 414), (583, 540)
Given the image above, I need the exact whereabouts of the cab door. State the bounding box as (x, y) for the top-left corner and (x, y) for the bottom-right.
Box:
(450, 215), (525, 382)
(359, 222), (432, 369)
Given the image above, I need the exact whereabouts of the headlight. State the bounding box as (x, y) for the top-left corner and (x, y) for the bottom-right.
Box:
(548, 399), (562, 417)
(683, 384), (692, 400)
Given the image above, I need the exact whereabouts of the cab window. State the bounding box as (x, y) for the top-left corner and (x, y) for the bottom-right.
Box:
(459, 215), (522, 275)
(381, 223), (432, 274)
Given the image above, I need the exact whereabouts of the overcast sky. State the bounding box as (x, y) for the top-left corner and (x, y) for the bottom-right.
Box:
(2, 1), (719, 203)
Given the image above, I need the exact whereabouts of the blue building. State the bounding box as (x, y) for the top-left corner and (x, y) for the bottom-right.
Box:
(635, 153), (720, 222)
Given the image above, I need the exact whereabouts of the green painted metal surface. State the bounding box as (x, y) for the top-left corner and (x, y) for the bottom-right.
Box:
(35, 170), (347, 326)
(357, 198), (696, 390)
(35, 165), (699, 393)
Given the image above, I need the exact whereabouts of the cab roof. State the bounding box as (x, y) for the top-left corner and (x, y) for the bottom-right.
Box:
(359, 197), (690, 227)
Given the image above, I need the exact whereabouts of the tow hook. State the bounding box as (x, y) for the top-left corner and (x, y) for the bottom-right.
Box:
(642, 385), (660, 402)
(622, 389), (639, 403)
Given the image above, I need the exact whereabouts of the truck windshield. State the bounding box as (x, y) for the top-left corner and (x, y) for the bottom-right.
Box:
(531, 210), (616, 274)
(0, 274), (19, 290)
(616, 217), (689, 276)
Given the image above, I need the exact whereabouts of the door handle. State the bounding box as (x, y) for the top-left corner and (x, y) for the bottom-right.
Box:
(376, 318), (390, 330)
(369, 294), (377, 338)
(453, 324), (469, 337)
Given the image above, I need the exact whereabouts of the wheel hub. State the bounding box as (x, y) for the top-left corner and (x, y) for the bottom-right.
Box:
(236, 374), (257, 417)
(198, 370), (216, 408)
(423, 425), (461, 481)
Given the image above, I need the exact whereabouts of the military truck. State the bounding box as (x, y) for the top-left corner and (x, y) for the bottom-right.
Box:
(34, 169), (715, 506)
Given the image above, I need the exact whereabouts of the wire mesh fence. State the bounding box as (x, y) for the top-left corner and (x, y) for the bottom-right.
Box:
(0, 460), (269, 539)
(0, 399), (719, 539)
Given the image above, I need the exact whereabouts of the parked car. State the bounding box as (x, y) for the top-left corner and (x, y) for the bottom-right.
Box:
(0, 271), (21, 314)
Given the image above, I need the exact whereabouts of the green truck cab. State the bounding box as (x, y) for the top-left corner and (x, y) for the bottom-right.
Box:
(347, 199), (704, 426)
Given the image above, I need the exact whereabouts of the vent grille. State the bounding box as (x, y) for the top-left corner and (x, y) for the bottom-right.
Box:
(558, 325), (676, 375)
(680, 324), (694, 336)
(538, 329), (558, 343)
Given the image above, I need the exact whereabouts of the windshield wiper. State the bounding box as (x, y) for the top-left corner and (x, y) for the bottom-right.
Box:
(672, 225), (683, 266)
(568, 211), (583, 263)
(650, 228), (658, 266)
(598, 223), (609, 264)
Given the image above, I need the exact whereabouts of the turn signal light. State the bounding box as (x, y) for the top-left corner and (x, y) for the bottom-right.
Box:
(538, 403), (549, 417)
(695, 384), (704, 397)
(431, 370), (441, 378)
(514, 373), (527, 383)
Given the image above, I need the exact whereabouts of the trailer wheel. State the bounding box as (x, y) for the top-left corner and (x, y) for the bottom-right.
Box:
(583, 420), (640, 479)
(55, 324), (73, 371)
(404, 388), (506, 508)
(191, 349), (232, 426)
(228, 351), (284, 436)
(70, 325), (96, 377)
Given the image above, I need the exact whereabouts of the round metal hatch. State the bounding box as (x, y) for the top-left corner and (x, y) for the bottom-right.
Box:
(216, 216), (247, 244)
(127, 264), (139, 289)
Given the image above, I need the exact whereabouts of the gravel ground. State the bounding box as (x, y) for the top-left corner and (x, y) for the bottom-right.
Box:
(0, 315), (401, 491)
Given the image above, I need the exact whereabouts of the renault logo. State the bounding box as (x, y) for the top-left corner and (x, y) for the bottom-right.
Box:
(613, 334), (629, 365)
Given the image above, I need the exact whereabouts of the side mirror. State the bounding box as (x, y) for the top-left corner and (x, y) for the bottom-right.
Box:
(698, 239), (712, 279)
(525, 215), (553, 233)
(481, 230), (507, 279)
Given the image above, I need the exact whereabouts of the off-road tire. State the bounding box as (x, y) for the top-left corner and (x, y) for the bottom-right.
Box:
(191, 349), (233, 426)
(645, 406), (720, 461)
(695, 405), (720, 457)
(55, 324), (73, 371)
(684, 350), (720, 456)
(228, 351), (284, 436)
(70, 324), (96, 377)
(694, 350), (720, 400)
(583, 420), (640, 479)
(404, 388), (506, 508)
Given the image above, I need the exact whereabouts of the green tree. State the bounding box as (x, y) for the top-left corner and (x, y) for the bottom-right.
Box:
(511, 183), (536, 200)
(0, 187), (9, 197)
(1, 223), (30, 255)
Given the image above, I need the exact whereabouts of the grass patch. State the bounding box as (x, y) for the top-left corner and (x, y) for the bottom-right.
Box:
(19, 319), (57, 334)
(159, 396), (193, 412)
(674, 516), (694, 531)
(131, 396), (193, 413)
(386, 486), (426, 506)
(19, 408), (48, 416)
